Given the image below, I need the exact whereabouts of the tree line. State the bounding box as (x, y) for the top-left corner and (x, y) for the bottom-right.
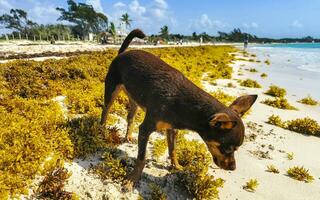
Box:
(1, 0), (318, 43)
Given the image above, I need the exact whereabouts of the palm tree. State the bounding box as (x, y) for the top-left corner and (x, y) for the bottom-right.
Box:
(120, 13), (132, 29)
(159, 25), (169, 40)
(108, 22), (116, 43)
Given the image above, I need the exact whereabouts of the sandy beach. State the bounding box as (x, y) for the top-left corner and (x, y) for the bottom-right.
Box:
(2, 43), (319, 200)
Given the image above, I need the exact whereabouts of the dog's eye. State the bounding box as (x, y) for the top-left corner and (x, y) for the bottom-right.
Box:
(220, 146), (235, 154)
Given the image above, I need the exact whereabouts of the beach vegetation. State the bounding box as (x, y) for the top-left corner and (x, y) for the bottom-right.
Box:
(227, 82), (236, 88)
(152, 138), (167, 161)
(240, 79), (262, 88)
(267, 115), (284, 127)
(298, 96), (318, 106)
(267, 115), (320, 136)
(92, 150), (128, 182)
(264, 59), (271, 65)
(262, 98), (297, 110)
(266, 165), (280, 174)
(287, 166), (314, 183)
(249, 68), (258, 73)
(36, 164), (78, 200)
(264, 85), (286, 98)
(286, 117), (320, 136)
(209, 90), (236, 106)
(149, 183), (167, 200)
(175, 135), (225, 200)
(260, 73), (268, 78)
(286, 152), (294, 160)
(243, 179), (259, 192)
(0, 46), (235, 198)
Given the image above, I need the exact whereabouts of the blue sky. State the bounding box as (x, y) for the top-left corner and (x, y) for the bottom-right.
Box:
(1, 0), (320, 38)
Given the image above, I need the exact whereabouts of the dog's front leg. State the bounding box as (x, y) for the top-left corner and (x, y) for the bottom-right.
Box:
(123, 115), (155, 191)
(167, 129), (183, 170)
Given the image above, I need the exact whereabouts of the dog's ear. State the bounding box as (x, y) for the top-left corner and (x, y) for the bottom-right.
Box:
(209, 113), (237, 130)
(229, 95), (258, 117)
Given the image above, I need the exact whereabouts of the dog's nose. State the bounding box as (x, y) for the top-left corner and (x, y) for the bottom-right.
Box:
(227, 162), (236, 170)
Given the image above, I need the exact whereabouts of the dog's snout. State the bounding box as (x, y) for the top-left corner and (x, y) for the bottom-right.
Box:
(227, 161), (236, 170)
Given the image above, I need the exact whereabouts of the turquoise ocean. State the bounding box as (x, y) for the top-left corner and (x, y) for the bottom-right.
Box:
(247, 43), (320, 100)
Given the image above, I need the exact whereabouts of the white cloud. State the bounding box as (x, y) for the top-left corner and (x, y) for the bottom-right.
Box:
(0, 0), (11, 10)
(188, 14), (228, 34)
(291, 20), (303, 28)
(113, 2), (126, 8)
(0, 0), (12, 14)
(190, 14), (226, 33)
(150, 0), (169, 20)
(243, 22), (259, 29)
(86, 0), (104, 13)
(109, 0), (176, 34)
(129, 0), (146, 16)
(28, 2), (61, 25)
(154, 0), (168, 9)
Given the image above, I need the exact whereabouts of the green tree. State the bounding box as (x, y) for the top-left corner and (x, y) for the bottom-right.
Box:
(30, 24), (72, 40)
(56, 0), (108, 39)
(108, 22), (116, 43)
(120, 13), (132, 29)
(159, 25), (169, 40)
(0, 9), (37, 35)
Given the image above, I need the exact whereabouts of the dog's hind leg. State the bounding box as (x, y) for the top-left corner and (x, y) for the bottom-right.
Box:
(125, 98), (138, 143)
(100, 76), (121, 125)
(167, 129), (183, 170)
(123, 112), (155, 191)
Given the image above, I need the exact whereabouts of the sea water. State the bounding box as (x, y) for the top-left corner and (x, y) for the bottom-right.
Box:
(247, 43), (320, 100)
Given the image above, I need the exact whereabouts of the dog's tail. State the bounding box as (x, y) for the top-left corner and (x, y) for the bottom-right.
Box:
(118, 29), (146, 55)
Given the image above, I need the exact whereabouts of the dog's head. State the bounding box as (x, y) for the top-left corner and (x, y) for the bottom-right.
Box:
(202, 95), (257, 170)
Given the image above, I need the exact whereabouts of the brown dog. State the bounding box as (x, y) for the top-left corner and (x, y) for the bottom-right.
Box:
(101, 29), (257, 190)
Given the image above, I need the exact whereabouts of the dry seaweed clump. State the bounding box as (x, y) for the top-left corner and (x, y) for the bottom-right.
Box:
(249, 68), (258, 73)
(0, 98), (74, 198)
(149, 183), (167, 200)
(209, 90), (236, 106)
(64, 116), (121, 158)
(152, 138), (168, 161)
(240, 79), (262, 88)
(266, 165), (280, 174)
(264, 85), (286, 98)
(267, 115), (284, 127)
(260, 73), (268, 78)
(286, 152), (294, 160)
(298, 96), (318, 106)
(37, 165), (78, 200)
(286, 118), (320, 136)
(242, 179), (259, 192)
(92, 149), (128, 182)
(147, 46), (236, 86)
(264, 59), (271, 65)
(267, 115), (320, 136)
(175, 136), (224, 200)
(262, 98), (297, 110)
(287, 166), (314, 183)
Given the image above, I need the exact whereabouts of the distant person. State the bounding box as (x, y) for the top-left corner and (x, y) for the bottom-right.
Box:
(244, 35), (249, 50)
(50, 36), (55, 44)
